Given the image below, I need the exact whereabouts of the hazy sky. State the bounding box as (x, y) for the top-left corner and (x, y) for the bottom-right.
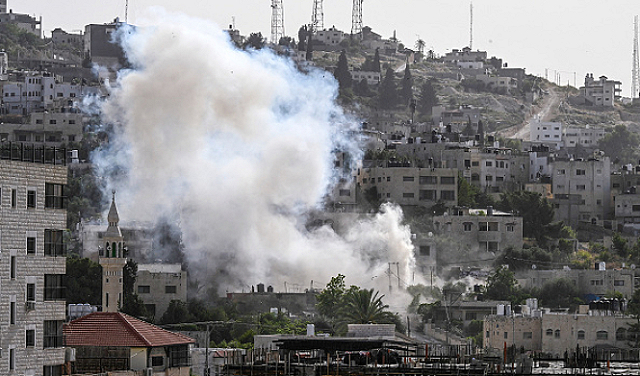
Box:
(16, 0), (640, 96)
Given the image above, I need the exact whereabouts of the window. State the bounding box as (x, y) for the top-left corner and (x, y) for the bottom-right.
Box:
(152, 356), (164, 367)
(49, 119), (57, 125)
(471, 161), (479, 167)
(486, 161), (493, 167)
(546, 329), (553, 336)
(554, 330), (560, 338)
(27, 283), (35, 302)
(10, 301), (16, 324)
(523, 332), (532, 339)
(590, 280), (603, 286)
(463, 222), (472, 231)
(403, 176), (414, 182)
(26, 329), (35, 347)
(440, 190), (455, 201)
(44, 229), (64, 256)
(10, 255), (15, 279)
(419, 245), (430, 256)
(596, 330), (608, 340)
(465, 312), (477, 320)
(138, 285), (150, 294)
(576, 169), (586, 175)
(577, 330), (585, 340)
(440, 176), (455, 185)
(9, 348), (14, 371)
(419, 190), (437, 201)
(11, 188), (16, 207)
(419, 176), (438, 184)
(557, 169), (566, 175)
(576, 184), (586, 191)
(506, 224), (515, 232)
(403, 192), (415, 198)
(165, 285), (177, 294)
(27, 190), (36, 208)
(504, 332), (508, 339)
(339, 189), (350, 197)
(45, 183), (66, 209)
(44, 274), (65, 300)
(44, 320), (63, 348)
(27, 236), (36, 254)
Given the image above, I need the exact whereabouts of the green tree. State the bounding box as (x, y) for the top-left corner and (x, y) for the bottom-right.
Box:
(417, 80), (438, 116)
(613, 232), (629, 258)
(372, 48), (381, 72)
(316, 274), (347, 323)
(378, 67), (398, 109)
(65, 256), (102, 305)
(496, 190), (554, 242)
(539, 278), (584, 309)
(334, 50), (352, 92)
(120, 259), (149, 319)
(457, 174), (479, 207)
(400, 63), (413, 106)
(598, 124), (640, 165)
(243, 32), (266, 50)
(297, 25), (308, 51)
(484, 266), (521, 303)
(342, 288), (391, 324)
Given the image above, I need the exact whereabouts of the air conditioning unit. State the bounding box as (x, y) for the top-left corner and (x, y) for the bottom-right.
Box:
(25, 301), (35, 311)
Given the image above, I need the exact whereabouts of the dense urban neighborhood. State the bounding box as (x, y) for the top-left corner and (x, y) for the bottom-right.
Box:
(4, 0), (640, 375)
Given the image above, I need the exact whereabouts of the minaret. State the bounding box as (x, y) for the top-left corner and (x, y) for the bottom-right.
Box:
(99, 191), (127, 312)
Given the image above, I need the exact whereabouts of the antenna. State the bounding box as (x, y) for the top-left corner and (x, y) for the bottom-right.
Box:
(311, 0), (324, 32)
(633, 15), (639, 98)
(125, 0), (129, 23)
(351, 0), (363, 37)
(469, 1), (473, 49)
(270, 0), (285, 44)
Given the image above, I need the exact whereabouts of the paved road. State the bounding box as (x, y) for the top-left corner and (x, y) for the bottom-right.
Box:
(497, 88), (560, 140)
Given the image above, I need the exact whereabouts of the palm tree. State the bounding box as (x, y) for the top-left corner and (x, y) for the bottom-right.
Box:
(342, 288), (391, 324)
(414, 38), (426, 54)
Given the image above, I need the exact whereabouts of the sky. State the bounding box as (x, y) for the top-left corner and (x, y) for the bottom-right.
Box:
(15, 0), (640, 96)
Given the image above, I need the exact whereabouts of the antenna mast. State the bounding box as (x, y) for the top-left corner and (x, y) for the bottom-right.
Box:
(633, 15), (639, 98)
(351, 0), (363, 37)
(469, 1), (473, 49)
(311, 0), (324, 32)
(125, 0), (129, 23)
(270, 0), (285, 44)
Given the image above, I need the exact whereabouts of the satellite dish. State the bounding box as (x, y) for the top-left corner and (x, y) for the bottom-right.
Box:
(532, 264), (537, 270)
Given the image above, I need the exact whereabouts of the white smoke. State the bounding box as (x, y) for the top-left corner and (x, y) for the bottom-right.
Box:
(92, 9), (421, 299)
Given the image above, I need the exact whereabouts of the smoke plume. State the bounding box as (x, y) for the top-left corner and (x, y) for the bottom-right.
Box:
(92, 9), (420, 298)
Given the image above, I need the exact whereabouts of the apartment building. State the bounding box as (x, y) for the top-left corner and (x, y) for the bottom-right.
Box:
(551, 156), (611, 227)
(580, 73), (622, 107)
(0, 144), (68, 375)
(432, 207), (523, 253)
(442, 47), (487, 65)
(357, 164), (458, 208)
(134, 264), (187, 320)
(0, 10), (41, 37)
(563, 125), (605, 149)
(431, 105), (481, 131)
(529, 119), (562, 149)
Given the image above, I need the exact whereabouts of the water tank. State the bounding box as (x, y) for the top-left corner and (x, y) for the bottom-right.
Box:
(257, 283), (265, 293)
(497, 304), (505, 316)
(306, 324), (315, 336)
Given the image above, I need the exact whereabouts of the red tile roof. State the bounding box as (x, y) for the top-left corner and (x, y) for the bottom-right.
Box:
(64, 312), (195, 347)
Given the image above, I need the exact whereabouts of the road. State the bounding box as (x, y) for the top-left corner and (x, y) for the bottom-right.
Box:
(497, 88), (561, 140)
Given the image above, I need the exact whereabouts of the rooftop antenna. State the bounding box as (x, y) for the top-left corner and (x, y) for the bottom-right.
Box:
(125, 0), (128, 23)
(311, 0), (324, 32)
(469, 1), (473, 49)
(633, 15), (639, 98)
(232, 16), (236, 30)
(351, 0), (363, 37)
(270, 0), (285, 44)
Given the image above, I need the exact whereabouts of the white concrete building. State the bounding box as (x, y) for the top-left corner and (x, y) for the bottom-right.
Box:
(0, 147), (68, 375)
(580, 73), (622, 107)
(563, 125), (605, 149)
(529, 119), (563, 149)
(313, 26), (345, 46)
(350, 70), (381, 85)
(134, 264), (188, 320)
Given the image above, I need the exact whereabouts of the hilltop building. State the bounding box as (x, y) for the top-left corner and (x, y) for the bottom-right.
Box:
(0, 9), (41, 37)
(0, 144), (69, 375)
(578, 73), (622, 107)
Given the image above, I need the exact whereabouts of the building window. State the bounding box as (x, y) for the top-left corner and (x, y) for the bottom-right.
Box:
(403, 176), (414, 182)
(614, 280), (625, 286)
(26, 329), (35, 347)
(463, 222), (472, 231)
(485, 175), (493, 181)
(419, 190), (436, 201)
(465, 312), (477, 320)
(138, 285), (151, 294)
(27, 283), (35, 303)
(45, 183), (66, 209)
(419, 245), (430, 256)
(546, 329), (553, 336)
(27, 190), (36, 208)
(10, 301), (16, 324)
(486, 161), (493, 167)
(440, 176), (455, 185)
(339, 189), (350, 197)
(419, 176), (438, 185)
(10, 255), (15, 279)
(27, 236), (36, 254)
(165, 285), (177, 294)
(49, 119), (57, 125)
(152, 356), (164, 367)
(576, 169), (586, 175)
(440, 190), (455, 201)
(523, 332), (532, 339)
(504, 331), (508, 339)
(596, 330), (608, 340)
(11, 188), (16, 207)
(44, 274), (65, 300)
(9, 348), (15, 371)
(403, 192), (414, 198)
(554, 330), (561, 338)
(44, 320), (63, 348)
(506, 224), (515, 232)
(577, 330), (585, 340)
(44, 229), (64, 256)
(576, 184), (586, 191)
(557, 169), (565, 175)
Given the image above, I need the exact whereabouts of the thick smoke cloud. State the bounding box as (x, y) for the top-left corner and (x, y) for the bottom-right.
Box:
(93, 9), (419, 297)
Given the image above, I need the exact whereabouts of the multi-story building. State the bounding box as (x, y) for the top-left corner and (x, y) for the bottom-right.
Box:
(0, 144), (68, 375)
(134, 264), (188, 320)
(0, 0), (6, 14)
(474, 74), (519, 94)
(0, 111), (84, 145)
(563, 125), (605, 149)
(431, 105), (481, 131)
(0, 10), (41, 37)
(551, 156), (611, 226)
(84, 21), (126, 69)
(529, 119), (562, 149)
(433, 207), (524, 253)
(357, 163), (458, 208)
(442, 47), (487, 65)
(51, 28), (83, 45)
(313, 26), (345, 46)
(580, 73), (622, 107)
(350, 70), (381, 85)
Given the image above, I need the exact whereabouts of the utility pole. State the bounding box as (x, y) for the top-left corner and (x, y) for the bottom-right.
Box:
(125, 0), (129, 23)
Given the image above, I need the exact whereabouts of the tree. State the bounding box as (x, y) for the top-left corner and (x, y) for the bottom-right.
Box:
(400, 63), (413, 106)
(539, 278), (584, 309)
(414, 39), (426, 54)
(120, 259), (149, 319)
(66, 256), (102, 305)
(243, 32), (266, 50)
(372, 48), (381, 72)
(457, 174), (479, 207)
(496, 190), (554, 242)
(417, 80), (438, 116)
(378, 67), (398, 109)
(484, 266), (521, 303)
(598, 124), (640, 165)
(613, 232), (629, 258)
(342, 288), (391, 324)
(297, 25), (308, 51)
(334, 50), (352, 92)
(316, 274), (347, 322)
